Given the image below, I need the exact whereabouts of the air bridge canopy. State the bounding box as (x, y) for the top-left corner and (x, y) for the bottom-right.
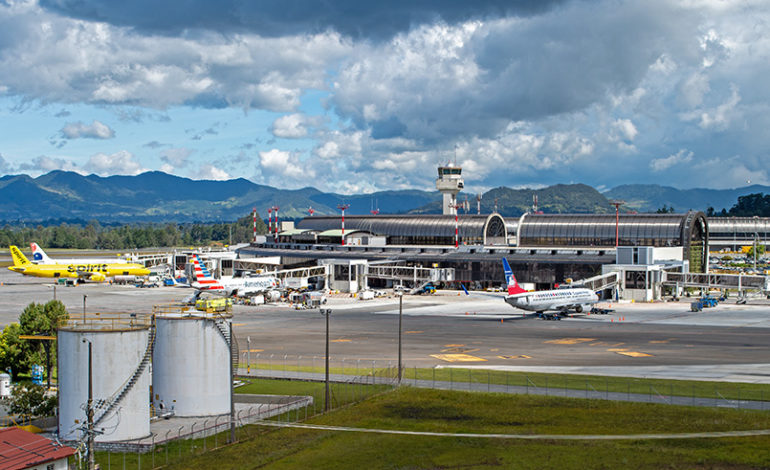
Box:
(296, 214), (508, 246)
(516, 211), (708, 272)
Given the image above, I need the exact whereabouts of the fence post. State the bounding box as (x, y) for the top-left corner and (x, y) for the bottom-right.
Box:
(283, 354), (288, 377)
(165, 430), (171, 465)
(202, 420), (209, 451)
(178, 426), (183, 459)
(152, 434), (156, 469)
(137, 446), (140, 470)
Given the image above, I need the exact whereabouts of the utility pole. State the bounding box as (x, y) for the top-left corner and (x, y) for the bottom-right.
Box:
(320, 308), (331, 411)
(229, 321), (235, 443)
(83, 338), (95, 470)
(398, 293), (403, 384)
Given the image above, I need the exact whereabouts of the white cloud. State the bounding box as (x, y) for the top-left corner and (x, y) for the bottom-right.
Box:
(160, 147), (193, 168)
(17, 155), (83, 174)
(258, 148), (312, 181)
(270, 113), (322, 139)
(60, 120), (115, 139)
(650, 149), (694, 172)
(85, 150), (146, 175)
(195, 164), (231, 180)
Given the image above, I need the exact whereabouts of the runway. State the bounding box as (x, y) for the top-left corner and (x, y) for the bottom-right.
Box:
(1, 270), (769, 382)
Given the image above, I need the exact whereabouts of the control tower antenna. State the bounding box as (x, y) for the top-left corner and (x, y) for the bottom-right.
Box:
(436, 163), (464, 216)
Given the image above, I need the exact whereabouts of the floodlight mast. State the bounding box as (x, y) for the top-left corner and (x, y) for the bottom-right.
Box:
(337, 204), (350, 246)
(609, 200), (625, 247)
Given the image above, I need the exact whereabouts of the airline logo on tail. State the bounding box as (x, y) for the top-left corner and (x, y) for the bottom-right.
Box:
(9, 245), (30, 268)
(30, 243), (52, 263)
(191, 254), (224, 290)
(502, 258), (527, 295)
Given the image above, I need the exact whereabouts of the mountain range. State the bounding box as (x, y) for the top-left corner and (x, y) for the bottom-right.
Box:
(0, 171), (767, 223)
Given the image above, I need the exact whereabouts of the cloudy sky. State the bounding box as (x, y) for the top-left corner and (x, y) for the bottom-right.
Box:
(0, 0), (768, 193)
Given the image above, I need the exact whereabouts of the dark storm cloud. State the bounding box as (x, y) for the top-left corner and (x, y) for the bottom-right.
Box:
(39, 0), (567, 39)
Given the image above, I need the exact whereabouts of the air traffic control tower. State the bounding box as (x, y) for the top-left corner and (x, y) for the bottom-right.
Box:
(436, 164), (464, 215)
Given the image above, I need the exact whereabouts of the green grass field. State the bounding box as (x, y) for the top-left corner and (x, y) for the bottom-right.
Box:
(161, 382), (770, 470)
(246, 362), (770, 403)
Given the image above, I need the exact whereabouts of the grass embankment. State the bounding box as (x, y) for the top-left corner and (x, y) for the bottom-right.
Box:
(160, 380), (770, 470)
(248, 362), (770, 403)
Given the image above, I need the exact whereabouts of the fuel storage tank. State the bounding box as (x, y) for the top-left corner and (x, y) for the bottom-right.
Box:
(152, 312), (232, 417)
(58, 314), (152, 443)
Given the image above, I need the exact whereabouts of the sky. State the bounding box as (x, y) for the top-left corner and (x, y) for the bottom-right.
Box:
(0, 0), (769, 194)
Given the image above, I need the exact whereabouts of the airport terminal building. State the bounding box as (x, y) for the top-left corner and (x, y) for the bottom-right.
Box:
(238, 211), (710, 292)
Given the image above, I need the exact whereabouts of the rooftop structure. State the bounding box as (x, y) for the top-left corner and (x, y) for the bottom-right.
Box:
(0, 427), (75, 470)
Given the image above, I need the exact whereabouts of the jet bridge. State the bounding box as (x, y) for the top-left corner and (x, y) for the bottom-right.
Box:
(570, 271), (620, 292)
(661, 271), (770, 294)
(363, 264), (454, 287)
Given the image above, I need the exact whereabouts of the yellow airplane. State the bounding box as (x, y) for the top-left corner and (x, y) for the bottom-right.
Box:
(8, 245), (150, 282)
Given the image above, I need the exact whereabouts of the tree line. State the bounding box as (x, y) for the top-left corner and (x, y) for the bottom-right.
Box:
(707, 193), (770, 217)
(0, 213), (268, 250)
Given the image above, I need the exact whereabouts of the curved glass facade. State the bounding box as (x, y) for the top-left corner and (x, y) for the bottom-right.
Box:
(516, 211), (708, 272)
(296, 214), (508, 246)
(707, 217), (770, 245)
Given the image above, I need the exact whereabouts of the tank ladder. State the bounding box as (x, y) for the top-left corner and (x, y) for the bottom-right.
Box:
(93, 320), (156, 426)
(212, 315), (239, 369)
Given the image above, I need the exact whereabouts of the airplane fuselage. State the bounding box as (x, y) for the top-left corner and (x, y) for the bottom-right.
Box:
(9, 262), (150, 280)
(194, 276), (279, 296)
(505, 288), (598, 313)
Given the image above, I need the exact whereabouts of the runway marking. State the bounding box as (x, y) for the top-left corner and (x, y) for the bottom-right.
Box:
(649, 340), (670, 344)
(443, 344), (464, 347)
(233, 323), (246, 326)
(405, 331), (423, 334)
(498, 355), (531, 360)
(430, 354), (487, 363)
(616, 351), (653, 358)
(544, 338), (596, 345)
(441, 347), (480, 354)
(331, 339), (352, 343)
(606, 348), (628, 352)
(490, 348), (499, 352)
(246, 349), (264, 352)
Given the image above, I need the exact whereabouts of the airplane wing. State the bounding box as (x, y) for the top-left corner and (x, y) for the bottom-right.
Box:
(460, 284), (506, 299)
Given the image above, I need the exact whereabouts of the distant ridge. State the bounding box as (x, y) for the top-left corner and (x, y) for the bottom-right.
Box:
(0, 170), (767, 223)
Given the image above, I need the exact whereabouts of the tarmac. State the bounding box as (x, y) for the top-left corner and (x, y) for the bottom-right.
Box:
(1, 269), (769, 383)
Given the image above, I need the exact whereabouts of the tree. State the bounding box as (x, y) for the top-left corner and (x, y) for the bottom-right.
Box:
(656, 204), (675, 214)
(0, 323), (24, 379)
(746, 243), (766, 260)
(18, 301), (68, 381)
(7, 382), (57, 419)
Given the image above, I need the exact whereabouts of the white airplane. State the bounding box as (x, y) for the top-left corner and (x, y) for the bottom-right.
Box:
(501, 258), (598, 315)
(30, 242), (128, 265)
(190, 254), (280, 297)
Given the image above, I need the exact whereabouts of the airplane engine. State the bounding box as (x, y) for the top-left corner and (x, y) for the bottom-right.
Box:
(575, 305), (583, 313)
(90, 273), (106, 282)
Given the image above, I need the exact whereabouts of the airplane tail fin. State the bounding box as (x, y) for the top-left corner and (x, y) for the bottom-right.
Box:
(30, 243), (53, 264)
(502, 258), (527, 295)
(191, 254), (223, 290)
(9, 246), (30, 266)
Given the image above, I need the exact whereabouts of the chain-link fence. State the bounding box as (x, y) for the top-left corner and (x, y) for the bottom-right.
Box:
(80, 354), (769, 469)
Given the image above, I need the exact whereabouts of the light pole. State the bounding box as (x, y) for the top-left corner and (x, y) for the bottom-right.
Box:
(83, 295), (87, 322)
(397, 292), (403, 384)
(449, 202), (463, 248)
(320, 308), (331, 411)
(609, 200), (625, 247)
(337, 204), (350, 246)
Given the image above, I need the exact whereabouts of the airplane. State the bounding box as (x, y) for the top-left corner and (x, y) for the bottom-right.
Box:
(501, 258), (598, 317)
(29, 242), (128, 265)
(8, 245), (150, 282)
(190, 254), (280, 297)
(461, 258), (599, 319)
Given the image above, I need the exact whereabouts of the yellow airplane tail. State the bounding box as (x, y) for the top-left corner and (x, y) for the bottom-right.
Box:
(9, 245), (30, 266)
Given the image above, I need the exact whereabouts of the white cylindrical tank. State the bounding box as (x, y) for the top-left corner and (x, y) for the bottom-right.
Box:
(152, 313), (231, 417)
(58, 317), (151, 443)
(0, 373), (11, 398)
